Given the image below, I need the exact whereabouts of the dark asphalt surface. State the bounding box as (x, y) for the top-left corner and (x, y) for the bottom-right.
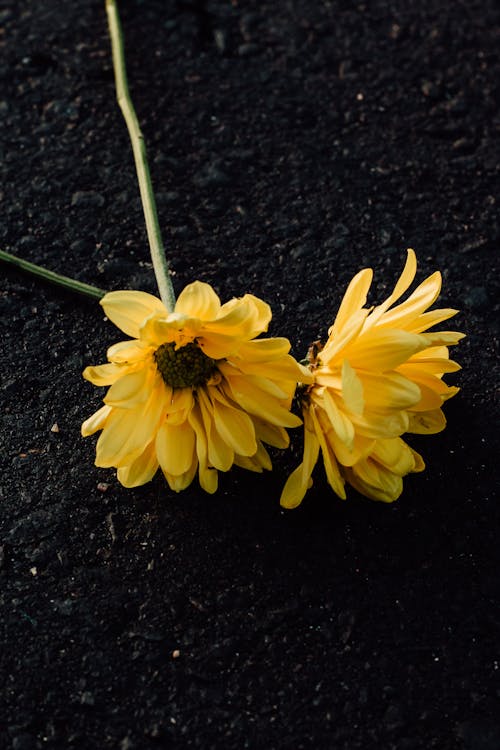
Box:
(1, 2), (499, 748)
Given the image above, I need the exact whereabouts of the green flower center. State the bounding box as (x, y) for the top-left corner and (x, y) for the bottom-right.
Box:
(154, 341), (217, 389)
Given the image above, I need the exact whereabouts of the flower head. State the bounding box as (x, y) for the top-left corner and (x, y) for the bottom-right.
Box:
(82, 281), (310, 493)
(281, 250), (464, 508)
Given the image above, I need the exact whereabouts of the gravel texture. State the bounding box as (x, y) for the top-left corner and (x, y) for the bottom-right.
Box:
(1, 1), (499, 749)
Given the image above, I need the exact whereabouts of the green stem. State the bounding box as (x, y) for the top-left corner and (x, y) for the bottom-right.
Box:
(105, 0), (176, 312)
(0, 249), (105, 300)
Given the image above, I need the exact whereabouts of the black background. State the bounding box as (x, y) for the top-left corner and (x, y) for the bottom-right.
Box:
(1, 1), (499, 748)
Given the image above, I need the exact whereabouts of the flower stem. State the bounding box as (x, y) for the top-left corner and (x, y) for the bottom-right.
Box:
(0, 249), (105, 300)
(105, 0), (176, 312)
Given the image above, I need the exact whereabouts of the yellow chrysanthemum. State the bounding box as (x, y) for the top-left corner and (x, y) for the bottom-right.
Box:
(281, 249), (464, 508)
(82, 281), (311, 493)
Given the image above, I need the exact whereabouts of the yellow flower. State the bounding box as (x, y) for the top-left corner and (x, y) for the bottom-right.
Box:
(82, 281), (310, 493)
(281, 250), (464, 508)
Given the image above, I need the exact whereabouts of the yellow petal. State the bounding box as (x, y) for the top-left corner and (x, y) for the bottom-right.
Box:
(230, 353), (311, 383)
(117, 441), (159, 487)
(410, 448), (426, 472)
(360, 371), (421, 412)
(188, 403), (218, 494)
(322, 308), (369, 364)
(350, 408), (409, 439)
(406, 308), (459, 333)
(345, 459), (403, 503)
(407, 409), (446, 434)
(236, 338), (291, 362)
(320, 389), (355, 449)
(367, 248), (418, 327)
(347, 329), (429, 371)
(95, 383), (166, 467)
(341, 360), (364, 414)
(175, 280), (221, 320)
(200, 333), (242, 359)
(83, 362), (124, 386)
(107, 340), (151, 363)
(371, 437), (418, 476)
(372, 271), (442, 331)
(280, 412), (320, 509)
(253, 419), (290, 449)
(100, 290), (166, 338)
(139, 313), (201, 348)
(328, 268), (373, 341)
(207, 294), (271, 340)
(222, 369), (289, 400)
(166, 387), (194, 418)
(223, 374), (301, 428)
(310, 406), (346, 499)
(104, 366), (152, 408)
(420, 331), (466, 347)
(156, 420), (196, 476)
(163, 459), (198, 492)
(81, 405), (112, 436)
(197, 389), (234, 471)
(401, 357), (461, 375)
(318, 408), (374, 467)
(212, 399), (257, 457)
(199, 465), (218, 493)
(244, 295), (273, 335)
(234, 443), (272, 473)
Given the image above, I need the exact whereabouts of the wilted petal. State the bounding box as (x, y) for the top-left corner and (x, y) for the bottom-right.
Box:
(107, 340), (150, 363)
(366, 248), (418, 328)
(223, 374), (301, 427)
(100, 290), (166, 338)
(347, 328), (429, 371)
(236, 338), (291, 362)
(310, 407), (346, 499)
(156, 420), (196, 476)
(163, 458), (198, 492)
(212, 399), (257, 457)
(407, 409), (446, 434)
(341, 360), (364, 415)
(83, 362), (124, 386)
(81, 405), (112, 436)
(104, 366), (152, 408)
(175, 280), (221, 319)
(117, 441), (159, 487)
(328, 268), (373, 341)
(360, 371), (421, 412)
(280, 412), (320, 509)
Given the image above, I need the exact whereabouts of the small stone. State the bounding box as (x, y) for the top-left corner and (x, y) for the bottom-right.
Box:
(80, 691), (95, 706)
(172, 649), (181, 659)
(97, 482), (110, 493)
(213, 29), (227, 54)
(50, 423), (59, 433)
